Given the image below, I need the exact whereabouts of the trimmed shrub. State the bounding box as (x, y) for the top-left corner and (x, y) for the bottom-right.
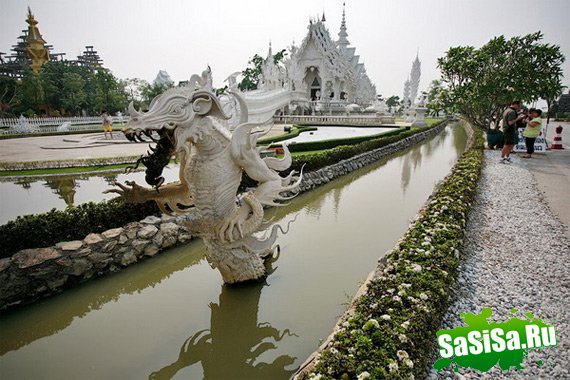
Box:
(284, 128), (404, 153)
(288, 126), (431, 172)
(0, 199), (159, 258)
(257, 125), (318, 144)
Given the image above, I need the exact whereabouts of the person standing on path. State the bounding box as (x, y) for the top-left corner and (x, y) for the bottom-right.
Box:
(522, 108), (543, 158)
(101, 110), (113, 140)
(501, 100), (525, 163)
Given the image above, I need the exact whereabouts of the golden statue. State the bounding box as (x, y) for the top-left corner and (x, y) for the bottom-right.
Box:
(25, 7), (49, 72)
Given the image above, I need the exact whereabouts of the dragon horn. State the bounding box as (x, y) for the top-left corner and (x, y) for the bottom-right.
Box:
(128, 101), (142, 117)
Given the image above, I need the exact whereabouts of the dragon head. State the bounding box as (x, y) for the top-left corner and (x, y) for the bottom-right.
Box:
(125, 88), (233, 143)
(124, 87), (238, 187)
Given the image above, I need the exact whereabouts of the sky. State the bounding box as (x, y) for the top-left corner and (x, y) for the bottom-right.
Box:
(2, 0), (570, 102)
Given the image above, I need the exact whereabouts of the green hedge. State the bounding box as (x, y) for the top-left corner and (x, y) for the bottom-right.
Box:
(0, 200), (159, 259)
(299, 127), (484, 380)
(284, 128), (405, 153)
(261, 125), (405, 153)
(288, 126), (429, 172)
(257, 125), (318, 145)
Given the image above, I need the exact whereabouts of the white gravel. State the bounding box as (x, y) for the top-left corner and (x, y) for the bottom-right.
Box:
(427, 151), (570, 379)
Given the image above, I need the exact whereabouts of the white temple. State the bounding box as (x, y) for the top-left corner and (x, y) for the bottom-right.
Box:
(246, 4), (377, 117)
(153, 70), (174, 87)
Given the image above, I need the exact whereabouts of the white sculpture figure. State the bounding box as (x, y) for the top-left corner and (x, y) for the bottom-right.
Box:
(224, 71), (242, 90)
(105, 73), (302, 284)
(10, 115), (38, 134)
(403, 77), (411, 109)
(409, 53), (421, 106)
(116, 111), (124, 126)
(412, 93), (428, 127)
(57, 121), (71, 132)
(189, 66), (213, 91)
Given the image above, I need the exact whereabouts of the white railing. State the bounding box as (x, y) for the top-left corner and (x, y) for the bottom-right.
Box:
(273, 115), (395, 126)
(0, 116), (129, 135)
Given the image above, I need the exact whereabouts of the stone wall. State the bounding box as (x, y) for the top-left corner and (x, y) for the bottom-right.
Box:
(0, 121), (449, 312)
(0, 156), (139, 171)
(0, 214), (193, 311)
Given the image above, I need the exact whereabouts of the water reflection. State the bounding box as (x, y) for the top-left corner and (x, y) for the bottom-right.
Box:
(150, 258), (297, 380)
(399, 127), (465, 194)
(43, 176), (77, 207)
(0, 166), (179, 224)
(0, 242), (205, 356)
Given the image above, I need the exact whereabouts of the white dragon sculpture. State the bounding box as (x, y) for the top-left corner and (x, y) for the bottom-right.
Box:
(105, 81), (301, 284)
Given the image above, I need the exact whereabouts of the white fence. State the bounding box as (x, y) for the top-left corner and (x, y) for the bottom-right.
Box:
(0, 116), (129, 136)
(273, 115), (396, 126)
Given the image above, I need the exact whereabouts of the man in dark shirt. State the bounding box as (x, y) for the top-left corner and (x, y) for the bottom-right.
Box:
(501, 100), (525, 163)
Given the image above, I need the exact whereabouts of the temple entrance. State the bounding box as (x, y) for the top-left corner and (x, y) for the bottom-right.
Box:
(305, 67), (321, 101)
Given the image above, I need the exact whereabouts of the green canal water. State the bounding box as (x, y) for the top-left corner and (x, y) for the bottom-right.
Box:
(0, 124), (467, 380)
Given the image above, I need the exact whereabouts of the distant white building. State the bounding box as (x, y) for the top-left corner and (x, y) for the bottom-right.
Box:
(153, 70), (174, 86)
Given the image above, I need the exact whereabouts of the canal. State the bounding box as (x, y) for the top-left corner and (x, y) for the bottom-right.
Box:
(0, 123), (467, 379)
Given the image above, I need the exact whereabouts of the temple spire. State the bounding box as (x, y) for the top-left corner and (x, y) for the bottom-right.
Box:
(410, 52), (422, 104)
(266, 41), (273, 60)
(25, 7), (49, 72)
(338, 2), (350, 50)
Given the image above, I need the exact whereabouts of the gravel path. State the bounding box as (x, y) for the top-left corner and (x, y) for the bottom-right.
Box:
(428, 151), (570, 379)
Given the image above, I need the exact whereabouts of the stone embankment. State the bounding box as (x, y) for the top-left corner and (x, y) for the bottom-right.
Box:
(0, 215), (192, 311)
(0, 122), (448, 312)
(0, 156), (139, 171)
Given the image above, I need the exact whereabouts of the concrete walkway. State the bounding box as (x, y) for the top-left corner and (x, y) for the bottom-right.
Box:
(0, 125), (290, 163)
(522, 121), (570, 241)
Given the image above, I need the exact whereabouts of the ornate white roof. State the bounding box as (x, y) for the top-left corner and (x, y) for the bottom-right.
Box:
(295, 19), (353, 81)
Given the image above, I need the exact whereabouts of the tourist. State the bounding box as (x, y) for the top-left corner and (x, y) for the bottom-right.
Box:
(522, 108), (542, 158)
(500, 101), (525, 163)
(101, 110), (113, 139)
(515, 107), (528, 147)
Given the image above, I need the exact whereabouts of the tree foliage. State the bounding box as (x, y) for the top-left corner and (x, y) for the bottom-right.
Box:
(61, 72), (86, 115)
(437, 32), (566, 129)
(2, 62), (130, 117)
(0, 76), (18, 117)
(238, 49), (287, 91)
(140, 82), (173, 109)
(385, 95), (400, 113)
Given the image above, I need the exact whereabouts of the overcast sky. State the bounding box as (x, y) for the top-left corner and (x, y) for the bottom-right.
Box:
(2, 0), (569, 100)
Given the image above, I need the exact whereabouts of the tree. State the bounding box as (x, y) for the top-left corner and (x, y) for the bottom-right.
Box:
(0, 76), (18, 117)
(385, 95), (400, 113)
(90, 68), (128, 114)
(238, 54), (264, 92)
(140, 82), (172, 109)
(16, 66), (45, 116)
(437, 32), (566, 129)
(61, 72), (86, 115)
(122, 78), (148, 110)
(238, 49), (287, 91)
(40, 61), (69, 114)
(425, 80), (449, 117)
